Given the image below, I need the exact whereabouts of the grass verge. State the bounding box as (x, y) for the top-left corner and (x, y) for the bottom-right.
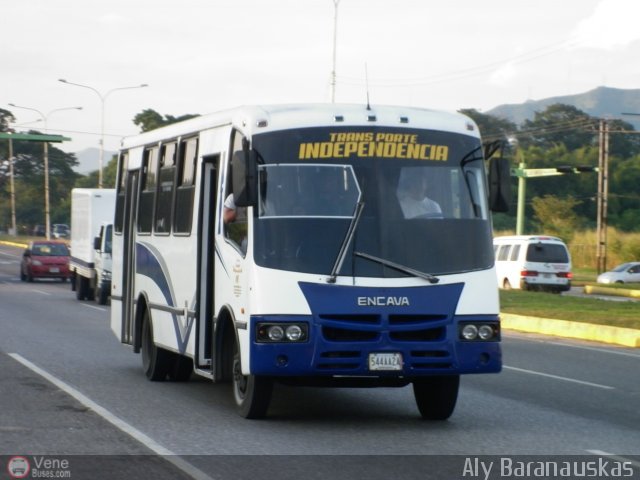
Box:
(500, 289), (640, 330)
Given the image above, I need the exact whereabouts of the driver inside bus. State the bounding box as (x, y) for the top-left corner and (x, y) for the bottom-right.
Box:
(397, 175), (442, 219)
(223, 193), (237, 223)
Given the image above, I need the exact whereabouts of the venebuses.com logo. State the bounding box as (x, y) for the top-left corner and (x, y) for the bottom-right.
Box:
(6, 455), (72, 478)
(7, 456), (30, 479)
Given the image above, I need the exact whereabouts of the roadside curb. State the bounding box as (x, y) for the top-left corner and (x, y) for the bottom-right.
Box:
(501, 313), (640, 348)
(584, 284), (640, 299)
(0, 239), (28, 248)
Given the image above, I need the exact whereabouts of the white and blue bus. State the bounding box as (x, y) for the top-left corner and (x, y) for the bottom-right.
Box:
(110, 104), (510, 419)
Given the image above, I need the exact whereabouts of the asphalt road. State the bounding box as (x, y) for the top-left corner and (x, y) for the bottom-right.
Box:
(1, 243), (639, 479)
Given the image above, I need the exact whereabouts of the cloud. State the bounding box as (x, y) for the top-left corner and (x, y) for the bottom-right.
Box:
(572, 0), (640, 49)
(489, 62), (518, 87)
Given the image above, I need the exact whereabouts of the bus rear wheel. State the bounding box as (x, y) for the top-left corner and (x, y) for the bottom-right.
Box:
(413, 375), (460, 420)
(141, 310), (172, 381)
(232, 341), (272, 419)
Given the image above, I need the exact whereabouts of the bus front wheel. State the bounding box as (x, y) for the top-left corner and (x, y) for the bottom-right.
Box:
(232, 341), (272, 419)
(413, 375), (460, 420)
(141, 310), (172, 381)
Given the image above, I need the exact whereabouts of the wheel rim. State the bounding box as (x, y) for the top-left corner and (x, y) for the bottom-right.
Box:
(233, 353), (248, 402)
(142, 319), (152, 372)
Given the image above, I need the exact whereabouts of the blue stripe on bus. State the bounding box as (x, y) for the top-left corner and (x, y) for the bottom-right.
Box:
(136, 241), (191, 354)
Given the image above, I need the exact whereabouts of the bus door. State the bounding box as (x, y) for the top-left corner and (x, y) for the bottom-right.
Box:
(121, 170), (140, 346)
(195, 155), (219, 370)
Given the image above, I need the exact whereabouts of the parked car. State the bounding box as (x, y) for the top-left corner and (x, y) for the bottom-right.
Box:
(493, 235), (572, 293)
(32, 224), (47, 236)
(52, 223), (70, 239)
(597, 262), (640, 284)
(20, 240), (71, 282)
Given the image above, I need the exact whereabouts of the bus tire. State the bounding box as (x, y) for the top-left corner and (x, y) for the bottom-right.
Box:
(169, 354), (193, 382)
(141, 309), (172, 381)
(76, 276), (87, 300)
(232, 340), (272, 419)
(413, 375), (459, 420)
(96, 284), (109, 305)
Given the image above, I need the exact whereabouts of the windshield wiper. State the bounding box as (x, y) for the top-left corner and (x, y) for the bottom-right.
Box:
(353, 251), (440, 284)
(327, 201), (365, 283)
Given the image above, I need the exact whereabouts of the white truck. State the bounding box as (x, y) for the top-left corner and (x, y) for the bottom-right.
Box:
(69, 188), (116, 304)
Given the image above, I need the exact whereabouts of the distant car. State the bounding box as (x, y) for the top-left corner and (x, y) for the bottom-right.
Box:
(52, 223), (70, 239)
(597, 262), (640, 284)
(32, 224), (47, 236)
(20, 240), (71, 282)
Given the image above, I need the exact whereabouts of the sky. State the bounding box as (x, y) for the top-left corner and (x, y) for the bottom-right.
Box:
(2, 0), (640, 159)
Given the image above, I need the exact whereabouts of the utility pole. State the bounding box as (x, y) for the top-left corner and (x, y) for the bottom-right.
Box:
(596, 119), (609, 274)
(8, 137), (16, 236)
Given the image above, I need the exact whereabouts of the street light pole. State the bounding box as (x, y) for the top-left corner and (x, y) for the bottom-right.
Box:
(58, 79), (148, 188)
(8, 104), (82, 239)
(330, 0), (340, 103)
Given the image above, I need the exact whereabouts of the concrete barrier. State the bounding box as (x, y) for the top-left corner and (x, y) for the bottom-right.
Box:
(501, 313), (640, 348)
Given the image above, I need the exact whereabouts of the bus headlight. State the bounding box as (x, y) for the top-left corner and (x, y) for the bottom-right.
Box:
(257, 323), (308, 343)
(461, 324), (478, 340)
(268, 326), (284, 341)
(285, 325), (303, 341)
(478, 325), (495, 340)
(459, 322), (499, 341)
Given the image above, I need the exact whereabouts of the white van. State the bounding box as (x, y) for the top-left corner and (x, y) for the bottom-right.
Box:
(493, 235), (572, 293)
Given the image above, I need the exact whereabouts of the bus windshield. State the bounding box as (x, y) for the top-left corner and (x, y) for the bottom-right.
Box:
(252, 126), (494, 277)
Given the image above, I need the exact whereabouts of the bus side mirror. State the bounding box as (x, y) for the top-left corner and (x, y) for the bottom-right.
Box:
(488, 157), (511, 213)
(93, 235), (101, 251)
(231, 150), (258, 207)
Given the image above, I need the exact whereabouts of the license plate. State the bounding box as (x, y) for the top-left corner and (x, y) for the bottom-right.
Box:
(49, 267), (60, 273)
(368, 352), (403, 371)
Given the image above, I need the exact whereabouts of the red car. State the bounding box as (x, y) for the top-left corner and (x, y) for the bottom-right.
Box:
(20, 240), (71, 282)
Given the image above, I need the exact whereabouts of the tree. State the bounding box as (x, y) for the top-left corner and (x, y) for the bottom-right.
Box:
(459, 108), (518, 142)
(520, 104), (596, 151)
(0, 121), (79, 230)
(531, 195), (583, 241)
(133, 109), (199, 133)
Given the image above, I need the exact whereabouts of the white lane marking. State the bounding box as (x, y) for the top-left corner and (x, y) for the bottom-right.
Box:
(81, 303), (108, 312)
(31, 289), (51, 296)
(9, 353), (214, 480)
(504, 365), (615, 390)
(504, 333), (640, 359)
(552, 341), (640, 359)
(587, 450), (640, 469)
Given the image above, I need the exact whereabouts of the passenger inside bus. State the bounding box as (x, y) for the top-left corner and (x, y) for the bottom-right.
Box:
(396, 172), (442, 219)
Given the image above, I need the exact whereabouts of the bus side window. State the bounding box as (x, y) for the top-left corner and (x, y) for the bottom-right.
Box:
(138, 146), (159, 234)
(224, 130), (248, 254)
(114, 152), (128, 235)
(155, 141), (177, 235)
(510, 245), (520, 261)
(174, 137), (198, 234)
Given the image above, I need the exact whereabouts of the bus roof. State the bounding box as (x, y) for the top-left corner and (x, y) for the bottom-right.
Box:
(120, 104), (480, 150)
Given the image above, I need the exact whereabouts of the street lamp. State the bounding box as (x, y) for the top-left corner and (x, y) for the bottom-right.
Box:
(330, 0), (340, 103)
(58, 79), (148, 188)
(8, 103), (82, 239)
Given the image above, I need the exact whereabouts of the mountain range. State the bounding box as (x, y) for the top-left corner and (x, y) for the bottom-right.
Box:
(69, 87), (640, 174)
(72, 147), (117, 175)
(486, 86), (640, 129)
